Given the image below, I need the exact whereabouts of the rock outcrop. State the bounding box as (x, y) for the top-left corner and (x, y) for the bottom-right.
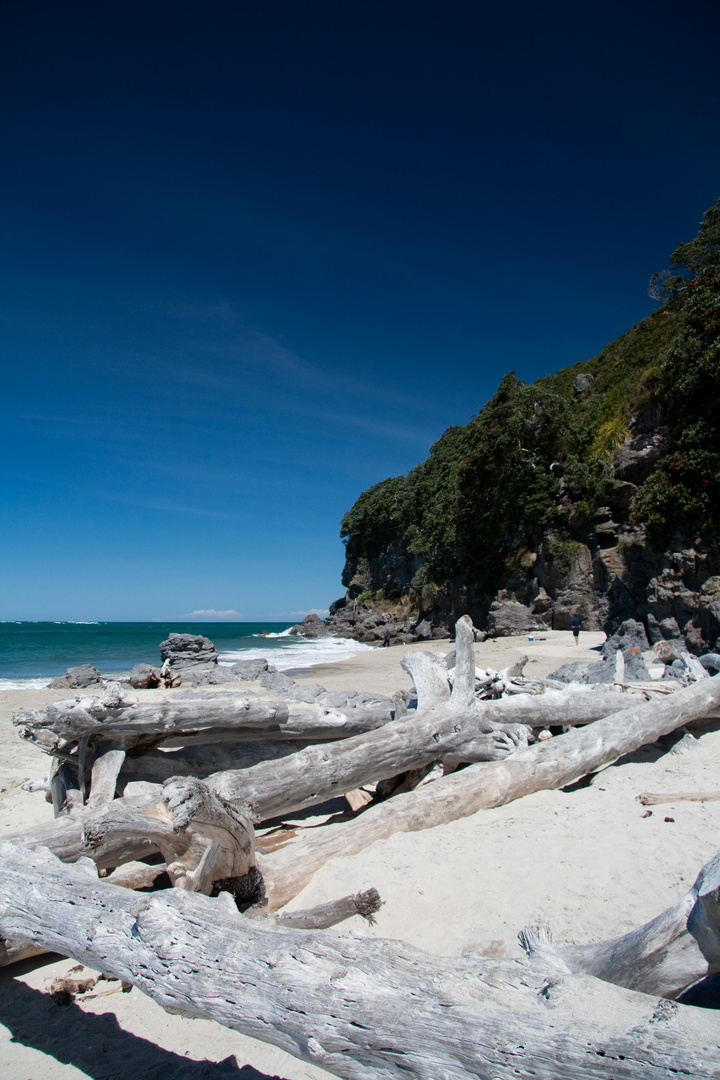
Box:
(48, 664), (104, 690)
(127, 663), (163, 689)
(157, 633), (228, 686)
(287, 613), (332, 638)
(317, 598), (449, 647)
(549, 618), (652, 684)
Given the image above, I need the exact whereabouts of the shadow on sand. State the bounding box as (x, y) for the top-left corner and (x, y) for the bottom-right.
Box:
(0, 972), (289, 1080)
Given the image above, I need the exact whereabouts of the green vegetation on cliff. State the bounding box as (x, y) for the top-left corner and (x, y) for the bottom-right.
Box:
(340, 200), (720, 598)
(632, 199), (720, 544)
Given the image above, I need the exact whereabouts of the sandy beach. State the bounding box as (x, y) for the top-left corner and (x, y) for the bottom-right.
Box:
(2, 630), (720, 1079)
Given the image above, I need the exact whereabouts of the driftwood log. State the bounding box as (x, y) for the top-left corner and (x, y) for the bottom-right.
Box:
(1, 841), (719, 1079)
(638, 791), (720, 805)
(38, 686), (635, 806)
(259, 666), (720, 909)
(8, 626), (720, 911)
(14, 690), (394, 747)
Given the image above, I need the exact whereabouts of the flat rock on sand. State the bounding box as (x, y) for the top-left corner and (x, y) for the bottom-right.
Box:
(2, 631), (720, 1079)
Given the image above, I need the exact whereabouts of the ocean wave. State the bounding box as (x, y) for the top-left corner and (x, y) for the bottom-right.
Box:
(256, 628), (293, 639)
(0, 669), (132, 691)
(219, 635), (373, 672)
(0, 677), (54, 691)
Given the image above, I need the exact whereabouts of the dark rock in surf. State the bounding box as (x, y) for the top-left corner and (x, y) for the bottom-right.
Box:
(159, 633), (219, 668)
(288, 613), (332, 638)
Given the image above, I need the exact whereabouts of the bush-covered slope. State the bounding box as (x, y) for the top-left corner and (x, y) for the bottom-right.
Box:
(336, 200), (720, 645)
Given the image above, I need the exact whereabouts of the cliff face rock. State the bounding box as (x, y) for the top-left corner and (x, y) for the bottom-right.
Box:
(326, 476), (720, 652)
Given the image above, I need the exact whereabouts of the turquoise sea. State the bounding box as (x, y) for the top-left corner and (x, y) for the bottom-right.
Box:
(0, 622), (372, 689)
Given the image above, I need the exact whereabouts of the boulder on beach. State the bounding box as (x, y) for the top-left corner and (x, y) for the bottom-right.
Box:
(159, 633), (219, 668)
(259, 671), (299, 694)
(230, 658), (278, 681)
(157, 633), (223, 686)
(550, 618), (652, 684)
(127, 663), (163, 689)
(288, 613), (332, 638)
(177, 662), (239, 687)
(48, 664), (104, 690)
(486, 601), (547, 637)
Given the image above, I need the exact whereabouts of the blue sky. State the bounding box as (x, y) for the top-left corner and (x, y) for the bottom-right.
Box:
(1, 0), (719, 621)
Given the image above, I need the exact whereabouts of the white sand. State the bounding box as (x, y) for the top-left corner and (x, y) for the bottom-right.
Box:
(2, 631), (719, 1078)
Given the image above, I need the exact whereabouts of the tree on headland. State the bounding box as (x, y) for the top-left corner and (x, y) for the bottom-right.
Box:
(633, 198), (720, 544)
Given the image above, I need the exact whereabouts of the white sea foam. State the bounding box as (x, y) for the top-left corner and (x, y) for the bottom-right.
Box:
(0, 668), (131, 691)
(219, 635), (373, 672)
(0, 677), (54, 690)
(0, 638), (372, 690)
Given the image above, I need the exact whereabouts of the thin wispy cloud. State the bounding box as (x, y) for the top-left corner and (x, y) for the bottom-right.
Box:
(187, 609), (240, 618)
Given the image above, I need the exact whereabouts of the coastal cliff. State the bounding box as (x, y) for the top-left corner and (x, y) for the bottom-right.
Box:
(316, 200), (720, 652)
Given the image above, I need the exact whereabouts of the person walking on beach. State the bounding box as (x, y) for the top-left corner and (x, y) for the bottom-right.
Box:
(383, 627), (391, 647)
(571, 614), (581, 645)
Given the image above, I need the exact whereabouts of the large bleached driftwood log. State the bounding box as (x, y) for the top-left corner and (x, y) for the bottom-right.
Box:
(14, 691), (394, 748)
(1, 842), (718, 1080)
(18, 688), (635, 812)
(78, 705), (529, 867)
(104, 687), (634, 792)
(260, 668), (720, 908)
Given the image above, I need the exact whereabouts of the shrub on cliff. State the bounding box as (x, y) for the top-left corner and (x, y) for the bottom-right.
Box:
(632, 199), (720, 545)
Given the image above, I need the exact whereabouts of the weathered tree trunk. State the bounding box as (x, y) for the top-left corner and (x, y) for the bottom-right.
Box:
(259, 670), (720, 909)
(1, 842), (718, 1080)
(7, 794), (160, 868)
(206, 704), (529, 822)
(14, 692), (395, 748)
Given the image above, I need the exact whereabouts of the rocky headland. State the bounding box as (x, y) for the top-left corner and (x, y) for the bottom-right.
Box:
(296, 200), (720, 654)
